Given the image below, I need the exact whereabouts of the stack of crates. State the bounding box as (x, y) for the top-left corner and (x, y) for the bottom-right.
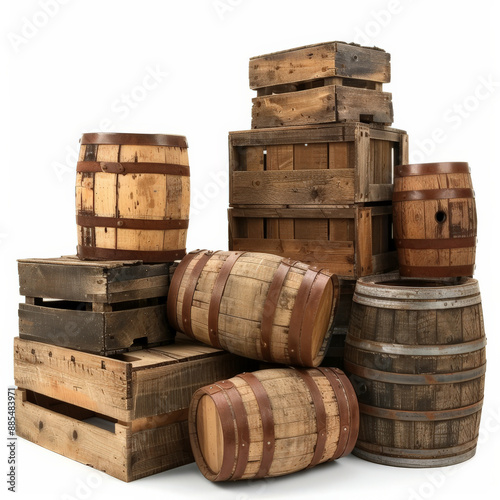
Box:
(228, 42), (409, 366)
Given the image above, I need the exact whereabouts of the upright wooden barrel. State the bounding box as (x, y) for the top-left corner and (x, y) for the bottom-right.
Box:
(167, 250), (338, 366)
(189, 367), (359, 481)
(76, 133), (190, 262)
(392, 162), (477, 278)
(344, 273), (486, 467)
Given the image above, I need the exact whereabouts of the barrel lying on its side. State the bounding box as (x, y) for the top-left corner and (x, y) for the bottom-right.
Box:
(344, 273), (486, 467)
(167, 250), (339, 367)
(189, 367), (359, 481)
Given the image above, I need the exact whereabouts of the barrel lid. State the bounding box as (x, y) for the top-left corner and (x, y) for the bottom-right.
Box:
(394, 162), (469, 178)
(80, 132), (188, 148)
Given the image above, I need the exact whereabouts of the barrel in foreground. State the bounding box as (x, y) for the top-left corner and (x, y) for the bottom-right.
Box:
(189, 367), (359, 481)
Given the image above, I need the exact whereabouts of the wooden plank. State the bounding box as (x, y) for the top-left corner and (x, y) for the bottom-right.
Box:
(354, 124), (371, 203)
(294, 219), (329, 240)
(249, 42), (390, 89)
(329, 142), (352, 169)
(356, 207), (373, 276)
(336, 86), (393, 124)
(294, 144), (328, 170)
(266, 145), (293, 171)
(230, 207), (356, 219)
(231, 169), (355, 205)
(15, 390), (130, 481)
(14, 337), (133, 420)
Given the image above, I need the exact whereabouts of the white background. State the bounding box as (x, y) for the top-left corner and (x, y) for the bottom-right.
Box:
(2, 0), (499, 499)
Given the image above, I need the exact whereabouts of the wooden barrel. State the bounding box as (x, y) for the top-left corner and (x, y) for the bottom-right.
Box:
(167, 250), (338, 366)
(392, 162), (477, 278)
(189, 367), (359, 481)
(344, 273), (486, 467)
(76, 132), (189, 262)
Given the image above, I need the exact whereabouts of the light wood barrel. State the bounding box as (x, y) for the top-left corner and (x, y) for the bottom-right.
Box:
(167, 250), (338, 366)
(76, 132), (190, 262)
(392, 162), (477, 278)
(189, 367), (359, 481)
(344, 272), (486, 467)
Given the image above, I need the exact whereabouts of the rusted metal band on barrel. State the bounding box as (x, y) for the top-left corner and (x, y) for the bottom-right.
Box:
(345, 336), (486, 356)
(198, 383), (236, 481)
(288, 267), (322, 366)
(344, 360), (486, 385)
(318, 367), (359, 460)
(260, 259), (296, 362)
(216, 380), (250, 480)
(166, 250), (204, 332)
(394, 162), (470, 178)
(77, 245), (185, 263)
(76, 161), (190, 176)
(237, 373), (274, 479)
(76, 215), (189, 231)
(300, 272), (337, 367)
(396, 237), (476, 250)
(399, 264), (475, 278)
(293, 369), (327, 469)
(208, 252), (245, 349)
(81, 132), (188, 148)
(181, 251), (215, 340)
(393, 188), (474, 202)
(358, 399), (484, 421)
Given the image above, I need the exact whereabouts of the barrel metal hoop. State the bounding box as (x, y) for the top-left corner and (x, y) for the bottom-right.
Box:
(394, 162), (470, 178)
(344, 336), (487, 357)
(77, 245), (185, 263)
(344, 360), (486, 385)
(77, 215), (189, 231)
(166, 250), (204, 332)
(208, 252), (245, 349)
(396, 237), (476, 250)
(392, 188), (474, 202)
(358, 399), (484, 421)
(237, 373), (275, 479)
(77, 161), (190, 176)
(292, 369), (327, 469)
(80, 132), (188, 148)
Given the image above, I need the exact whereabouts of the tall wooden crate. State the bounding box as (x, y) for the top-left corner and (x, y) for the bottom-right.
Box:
(14, 336), (255, 482)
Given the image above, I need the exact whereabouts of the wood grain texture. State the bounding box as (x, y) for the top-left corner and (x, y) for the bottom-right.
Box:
(14, 336), (253, 421)
(168, 251), (336, 367)
(15, 389), (193, 482)
(249, 41), (390, 89)
(393, 164), (476, 278)
(229, 124), (408, 205)
(344, 273), (486, 467)
(251, 86), (393, 129)
(17, 257), (173, 355)
(189, 367), (358, 481)
(228, 205), (397, 279)
(76, 140), (189, 262)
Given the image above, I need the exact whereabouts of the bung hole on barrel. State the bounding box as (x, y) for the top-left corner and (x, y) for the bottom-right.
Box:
(435, 211), (447, 224)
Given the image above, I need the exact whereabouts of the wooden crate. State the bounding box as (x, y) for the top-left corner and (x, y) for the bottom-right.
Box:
(14, 336), (254, 481)
(18, 256), (176, 355)
(228, 205), (397, 279)
(250, 42), (392, 128)
(229, 123), (408, 205)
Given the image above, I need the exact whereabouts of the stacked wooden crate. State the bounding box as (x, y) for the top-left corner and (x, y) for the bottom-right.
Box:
(228, 42), (409, 365)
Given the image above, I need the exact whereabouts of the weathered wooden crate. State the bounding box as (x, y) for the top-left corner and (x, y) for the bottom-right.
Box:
(229, 123), (408, 205)
(14, 336), (254, 482)
(250, 42), (392, 128)
(228, 204), (398, 279)
(18, 256), (176, 355)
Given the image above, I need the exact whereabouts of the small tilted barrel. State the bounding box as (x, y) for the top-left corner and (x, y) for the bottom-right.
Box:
(344, 273), (486, 467)
(167, 250), (338, 366)
(392, 162), (477, 278)
(189, 367), (359, 481)
(76, 132), (190, 262)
